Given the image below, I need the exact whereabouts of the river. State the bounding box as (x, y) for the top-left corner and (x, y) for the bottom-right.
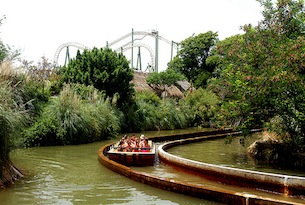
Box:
(2, 129), (304, 204)
(166, 133), (305, 177)
(2, 128), (221, 205)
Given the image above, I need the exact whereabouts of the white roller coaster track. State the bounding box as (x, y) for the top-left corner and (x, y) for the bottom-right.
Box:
(53, 30), (177, 71)
(108, 30), (178, 48)
(53, 41), (155, 70)
(53, 42), (90, 66)
(116, 42), (155, 72)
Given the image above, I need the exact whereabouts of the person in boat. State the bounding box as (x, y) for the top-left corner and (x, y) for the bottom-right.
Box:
(139, 135), (150, 152)
(138, 134), (145, 148)
(117, 140), (123, 152)
(131, 134), (137, 140)
(130, 138), (137, 151)
(125, 141), (133, 152)
(132, 140), (140, 152)
(142, 139), (151, 152)
(117, 135), (129, 151)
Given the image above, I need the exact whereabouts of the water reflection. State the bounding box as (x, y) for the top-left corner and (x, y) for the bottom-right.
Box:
(2, 129), (305, 204)
(3, 132), (221, 205)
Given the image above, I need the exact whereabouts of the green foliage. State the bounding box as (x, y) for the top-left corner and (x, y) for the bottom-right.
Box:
(0, 16), (8, 63)
(0, 61), (51, 149)
(157, 98), (189, 129)
(124, 91), (189, 131)
(206, 34), (243, 78)
(168, 31), (219, 88)
(22, 84), (121, 146)
(146, 69), (186, 86)
(179, 88), (220, 127)
(23, 85), (120, 146)
(258, 0), (305, 39)
(135, 91), (161, 106)
(17, 58), (60, 116)
(0, 22), (38, 165)
(0, 17), (21, 63)
(208, 0), (305, 143)
(194, 71), (212, 88)
(68, 83), (106, 100)
(60, 47), (134, 108)
(0, 41), (7, 63)
(0, 80), (26, 166)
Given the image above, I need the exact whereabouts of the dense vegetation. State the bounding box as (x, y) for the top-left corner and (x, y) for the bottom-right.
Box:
(208, 0), (305, 144)
(1, 0), (305, 186)
(167, 31), (219, 88)
(0, 56), (49, 185)
(60, 48), (134, 108)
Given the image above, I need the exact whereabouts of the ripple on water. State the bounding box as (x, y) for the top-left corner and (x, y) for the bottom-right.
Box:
(6, 137), (223, 205)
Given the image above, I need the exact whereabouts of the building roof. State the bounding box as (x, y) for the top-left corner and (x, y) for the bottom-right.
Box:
(132, 70), (154, 92)
(132, 70), (186, 98)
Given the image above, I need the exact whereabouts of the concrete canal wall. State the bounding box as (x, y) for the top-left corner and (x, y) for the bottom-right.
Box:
(158, 135), (305, 197)
(98, 130), (305, 205)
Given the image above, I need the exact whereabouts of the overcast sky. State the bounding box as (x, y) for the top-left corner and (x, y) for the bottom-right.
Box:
(1, 0), (263, 71)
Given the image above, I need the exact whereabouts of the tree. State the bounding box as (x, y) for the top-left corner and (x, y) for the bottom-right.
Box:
(0, 16), (8, 63)
(146, 69), (186, 86)
(208, 0), (305, 144)
(258, 0), (305, 39)
(145, 69), (186, 98)
(60, 47), (134, 108)
(0, 17), (20, 63)
(0, 41), (7, 63)
(168, 31), (219, 88)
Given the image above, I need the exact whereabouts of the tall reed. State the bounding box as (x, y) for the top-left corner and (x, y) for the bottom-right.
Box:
(0, 62), (26, 166)
(22, 83), (121, 146)
(128, 91), (190, 131)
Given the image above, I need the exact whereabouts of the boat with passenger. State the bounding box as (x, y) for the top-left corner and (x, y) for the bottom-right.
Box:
(107, 134), (156, 166)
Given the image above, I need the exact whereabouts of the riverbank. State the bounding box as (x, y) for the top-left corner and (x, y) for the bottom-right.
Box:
(248, 131), (305, 171)
(0, 162), (24, 188)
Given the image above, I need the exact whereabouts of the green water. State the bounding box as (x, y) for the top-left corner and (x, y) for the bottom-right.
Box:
(2, 129), (305, 204)
(167, 134), (305, 177)
(1, 129), (221, 205)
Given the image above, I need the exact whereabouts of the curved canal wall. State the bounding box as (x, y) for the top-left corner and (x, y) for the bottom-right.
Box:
(98, 129), (305, 205)
(158, 135), (305, 197)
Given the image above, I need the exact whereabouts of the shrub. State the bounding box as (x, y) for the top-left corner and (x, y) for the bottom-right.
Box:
(125, 91), (189, 131)
(179, 87), (220, 127)
(60, 48), (134, 108)
(22, 84), (120, 146)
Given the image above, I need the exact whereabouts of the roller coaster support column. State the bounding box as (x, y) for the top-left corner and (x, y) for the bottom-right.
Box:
(155, 30), (159, 72)
(136, 47), (142, 70)
(64, 46), (70, 66)
(171, 41), (174, 61)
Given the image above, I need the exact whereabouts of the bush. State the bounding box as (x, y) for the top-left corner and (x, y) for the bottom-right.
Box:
(179, 88), (220, 127)
(157, 98), (189, 129)
(124, 91), (189, 131)
(60, 47), (134, 108)
(0, 81), (26, 163)
(22, 84), (120, 146)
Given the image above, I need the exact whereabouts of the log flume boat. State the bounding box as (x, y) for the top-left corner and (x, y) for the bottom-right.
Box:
(107, 135), (156, 166)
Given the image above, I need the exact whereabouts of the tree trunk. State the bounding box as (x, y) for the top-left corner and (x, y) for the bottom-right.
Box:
(0, 160), (24, 188)
(0, 140), (24, 188)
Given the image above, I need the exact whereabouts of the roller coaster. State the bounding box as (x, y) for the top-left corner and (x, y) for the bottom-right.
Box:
(53, 29), (179, 73)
